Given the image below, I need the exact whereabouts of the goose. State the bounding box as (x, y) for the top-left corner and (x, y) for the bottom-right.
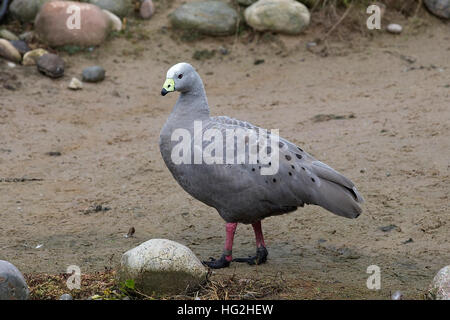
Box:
(159, 62), (364, 268)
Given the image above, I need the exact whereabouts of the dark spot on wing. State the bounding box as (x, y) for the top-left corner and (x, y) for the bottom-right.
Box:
(311, 178), (315, 182)
(279, 142), (284, 148)
(298, 147), (303, 152)
(285, 155), (292, 161)
(296, 154), (302, 160)
(273, 178), (277, 183)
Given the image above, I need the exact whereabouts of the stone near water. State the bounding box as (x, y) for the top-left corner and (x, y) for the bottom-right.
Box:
(35, 1), (111, 47)
(10, 40), (31, 56)
(85, 0), (132, 18)
(68, 77), (83, 90)
(22, 48), (48, 66)
(37, 53), (65, 78)
(0, 260), (29, 300)
(428, 265), (450, 300)
(387, 23), (403, 34)
(0, 39), (22, 63)
(0, 29), (19, 41)
(103, 9), (122, 32)
(244, 0), (310, 35)
(169, 1), (239, 36)
(82, 66), (106, 83)
(140, 0), (155, 20)
(119, 239), (208, 295)
(424, 0), (450, 19)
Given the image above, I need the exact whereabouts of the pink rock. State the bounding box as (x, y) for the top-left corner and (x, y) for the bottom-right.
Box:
(140, 0), (155, 20)
(35, 1), (110, 47)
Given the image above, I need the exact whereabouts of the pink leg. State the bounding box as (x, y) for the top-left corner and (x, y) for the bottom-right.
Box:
(252, 221), (266, 248)
(224, 222), (238, 262)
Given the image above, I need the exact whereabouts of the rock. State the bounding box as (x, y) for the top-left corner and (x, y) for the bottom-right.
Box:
(68, 77), (83, 90)
(103, 9), (122, 32)
(37, 53), (65, 78)
(10, 40), (31, 56)
(9, 0), (57, 23)
(237, 0), (257, 6)
(35, 1), (111, 47)
(119, 239), (208, 295)
(0, 29), (19, 41)
(387, 23), (402, 34)
(391, 290), (403, 300)
(428, 266), (450, 300)
(22, 48), (48, 66)
(0, 39), (22, 63)
(19, 31), (35, 43)
(0, 260), (29, 300)
(245, 0), (310, 35)
(82, 66), (106, 82)
(140, 0), (154, 20)
(424, 0), (450, 19)
(169, 1), (239, 36)
(85, 0), (132, 17)
(59, 293), (73, 300)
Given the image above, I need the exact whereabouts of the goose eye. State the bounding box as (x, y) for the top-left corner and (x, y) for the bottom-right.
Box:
(178, 74), (183, 79)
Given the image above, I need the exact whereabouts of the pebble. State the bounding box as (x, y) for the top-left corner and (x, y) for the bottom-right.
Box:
(10, 40), (31, 56)
(86, 0), (133, 17)
(0, 39), (22, 63)
(59, 293), (73, 300)
(245, 0), (310, 34)
(68, 77), (83, 90)
(140, 0), (155, 19)
(82, 66), (106, 83)
(424, 0), (450, 19)
(22, 48), (48, 66)
(428, 265), (450, 300)
(103, 9), (122, 32)
(37, 54), (65, 79)
(387, 23), (402, 34)
(391, 291), (403, 300)
(169, 1), (239, 36)
(0, 260), (29, 300)
(0, 29), (19, 41)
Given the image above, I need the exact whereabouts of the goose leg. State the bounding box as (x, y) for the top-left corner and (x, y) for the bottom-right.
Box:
(233, 221), (268, 265)
(203, 222), (237, 269)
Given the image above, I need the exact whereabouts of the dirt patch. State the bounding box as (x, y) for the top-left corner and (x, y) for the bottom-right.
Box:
(1, 2), (449, 299)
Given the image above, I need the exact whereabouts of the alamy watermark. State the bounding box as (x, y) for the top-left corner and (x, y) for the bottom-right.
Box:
(66, 5), (81, 30)
(66, 265), (81, 290)
(366, 265), (381, 290)
(171, 121), (280, 175)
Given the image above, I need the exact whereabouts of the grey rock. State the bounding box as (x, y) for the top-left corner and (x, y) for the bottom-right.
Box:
(10, 40), (31, 56)
(0, 29), (19, 41)
(9, 0), (57, 23)
(59, 293), (73, 300)
(428, 266), (450, 300)
(37, 53), (65, 78)
(424, 0), (450, 19)
(244, 0), (310, 34)
(85, 0), (132, 17)
(391, 290), (403, 300)
(169, 1), (239, 36)
(82, 66), (106, 83)
(0, 260), (29, 300)
(119, 239), (208, 295)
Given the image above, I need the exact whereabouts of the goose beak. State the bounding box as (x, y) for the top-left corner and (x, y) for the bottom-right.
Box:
(161, 78), (175, 96)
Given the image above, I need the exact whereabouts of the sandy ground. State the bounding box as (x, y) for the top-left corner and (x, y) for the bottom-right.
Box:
(0, 5), (449, 299)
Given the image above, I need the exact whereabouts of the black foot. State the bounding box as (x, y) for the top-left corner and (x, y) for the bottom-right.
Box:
(232, 246), (268, 265)
(202, 254), (231, 269)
